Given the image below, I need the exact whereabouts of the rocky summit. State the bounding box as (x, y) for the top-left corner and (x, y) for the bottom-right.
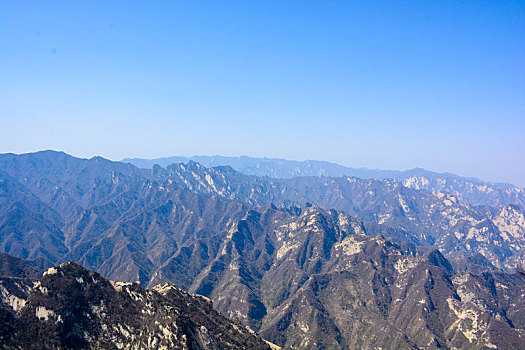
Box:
(1, 150), (525, 349)
(0, 255), (271, 350)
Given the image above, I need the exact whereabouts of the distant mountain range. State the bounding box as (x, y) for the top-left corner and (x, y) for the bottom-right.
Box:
(123, 155), (410, 179)
(1, 150), (525, 349)
(123, 154), (525, 210)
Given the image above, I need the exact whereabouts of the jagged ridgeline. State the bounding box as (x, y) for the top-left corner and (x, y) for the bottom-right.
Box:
(123, 154), (525, 210)
(1, 150), (525, 349)
(0, 255), (271, 349)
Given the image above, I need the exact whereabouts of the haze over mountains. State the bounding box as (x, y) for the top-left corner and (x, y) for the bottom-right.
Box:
(123, 155), (525, 209)
(1, 150), (525, 349)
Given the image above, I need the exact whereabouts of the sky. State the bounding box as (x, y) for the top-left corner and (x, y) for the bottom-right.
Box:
(1, 1), (524, 186)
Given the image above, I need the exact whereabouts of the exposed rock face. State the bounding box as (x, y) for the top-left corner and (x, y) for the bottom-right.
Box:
(123, 155), (525, 210)
(1, 151), (525, 349)
(154, 160), (525, 271)
(0, 260), (270, 350)
(399, 174), (525, 210)
(1, 151), (524, 274)
(167, 205), (525, 349)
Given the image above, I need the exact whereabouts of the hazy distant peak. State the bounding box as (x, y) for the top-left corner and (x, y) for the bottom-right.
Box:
(121, 154), (525, 210)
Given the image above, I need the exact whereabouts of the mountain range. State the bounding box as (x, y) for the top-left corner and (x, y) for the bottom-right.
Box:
(123, 155), (525, 210)
(1, 150), (525, 349)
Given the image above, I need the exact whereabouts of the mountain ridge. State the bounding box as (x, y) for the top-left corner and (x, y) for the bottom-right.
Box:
(122, 154), (522, 188)
(1, 150), (525, 349)
(123, 154), (525, 211)
(0, 254), (272, 349)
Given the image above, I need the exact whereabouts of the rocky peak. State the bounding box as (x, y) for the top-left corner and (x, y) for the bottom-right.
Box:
(0, 259), (271, 350)
(493, 204), (525, 254)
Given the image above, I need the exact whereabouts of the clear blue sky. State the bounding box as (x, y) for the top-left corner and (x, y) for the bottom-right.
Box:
(1, 1), (524, 186)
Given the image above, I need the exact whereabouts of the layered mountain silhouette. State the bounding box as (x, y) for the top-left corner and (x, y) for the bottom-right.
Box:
(1, 150), (525, 349)
(123, 155), (525, 209)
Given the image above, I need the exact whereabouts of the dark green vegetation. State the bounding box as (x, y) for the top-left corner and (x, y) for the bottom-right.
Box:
(1, 150), (524, 349)
(0, 255), (270, 349)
